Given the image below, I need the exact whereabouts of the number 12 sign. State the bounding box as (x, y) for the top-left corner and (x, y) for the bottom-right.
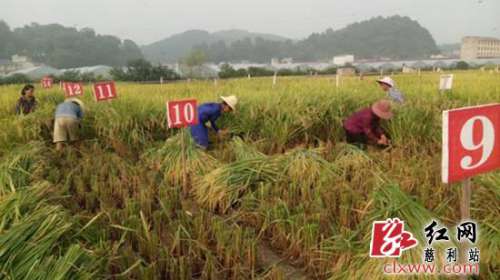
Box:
(442, 104), (500, 183)
(167, 99), (198, 128)
(63, 82), (84, 97)
(93, 81), (117, 101)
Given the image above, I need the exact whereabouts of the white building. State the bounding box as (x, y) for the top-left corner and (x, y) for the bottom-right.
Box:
(61, 65), (113, 79)
(333, 55), (354, 66)
(0, 55), (36, 76)
(461, 36), (500, 60)
(271, 58), (280, 66)
(7, 65), (61, 79)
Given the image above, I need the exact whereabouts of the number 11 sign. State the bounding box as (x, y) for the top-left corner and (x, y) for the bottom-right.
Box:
(93, 81), (117, 101)
(167, 99), (198, 128)
(442, 103), (500, 183)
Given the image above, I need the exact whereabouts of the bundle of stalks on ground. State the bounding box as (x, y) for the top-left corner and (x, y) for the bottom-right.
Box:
(0, 184), (101, 279)
(143, 132), (218, 187)
(194, 156), (279, 213)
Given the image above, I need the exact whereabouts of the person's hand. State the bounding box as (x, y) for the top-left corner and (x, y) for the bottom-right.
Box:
(217, 129), (229, 139)
(378, 135), (389, 145)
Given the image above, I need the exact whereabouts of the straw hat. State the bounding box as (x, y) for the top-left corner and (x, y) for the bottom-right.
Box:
(66, 98), (85, 111)
(220, 95), (238, 110)
(371, 100), (393, 120)
(376, 76), (395, 88)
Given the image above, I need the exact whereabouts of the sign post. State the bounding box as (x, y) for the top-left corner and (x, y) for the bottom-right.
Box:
(439, 74), (454, 93)
(460, 179), (471, 220)
(272, 72), (277, 87)
(459, 177), (472, 280)
(167, 99), (198, 195)
(442, 103), (500, 276)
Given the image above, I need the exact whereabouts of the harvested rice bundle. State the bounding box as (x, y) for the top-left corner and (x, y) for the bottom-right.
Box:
(276, 147), (337, 188)
(194, 157), (279, 213)
(0, 184), (100, 279)
(230, 137), (267, 161)
(0, 141), (45, 195)
(143, 132), (218, 187)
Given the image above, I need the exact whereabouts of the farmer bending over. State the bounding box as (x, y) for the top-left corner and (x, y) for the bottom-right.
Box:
(377, 76), (405, 104)
(343, 100), (393, 148)
(53, 98), (85, 151)
(15, 84), (37, 115)
(190, 96), (237, 150)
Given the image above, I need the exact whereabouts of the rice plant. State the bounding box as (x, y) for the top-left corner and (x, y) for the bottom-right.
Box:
(0, 71), (498, 279)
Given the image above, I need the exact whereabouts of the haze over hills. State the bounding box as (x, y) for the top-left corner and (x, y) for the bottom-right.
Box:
(0, 21), (143, 68)
(141, 29), (291, 63)
(143, 16), (440, 63)
(1, 16), (443, 68)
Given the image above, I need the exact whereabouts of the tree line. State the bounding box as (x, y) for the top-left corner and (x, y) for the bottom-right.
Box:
(193, 16), (440, 63)
(0, 21), (143, 68)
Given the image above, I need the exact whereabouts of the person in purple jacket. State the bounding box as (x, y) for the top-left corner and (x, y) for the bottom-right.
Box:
(343, 100), (393, 148)
(15, 84), (37, 115)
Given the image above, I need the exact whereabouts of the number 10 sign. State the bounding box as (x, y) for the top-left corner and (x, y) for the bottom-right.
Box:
(167, 99), (198, 128)
(442, 104), (500, 183)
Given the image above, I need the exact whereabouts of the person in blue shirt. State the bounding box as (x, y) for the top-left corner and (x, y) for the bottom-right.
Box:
(377, 76), (405, 104)
(190, 95), (238, 150)
(53, 98), (85, 151)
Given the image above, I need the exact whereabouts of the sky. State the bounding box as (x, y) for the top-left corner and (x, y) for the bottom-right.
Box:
(2, 0), (499, 45)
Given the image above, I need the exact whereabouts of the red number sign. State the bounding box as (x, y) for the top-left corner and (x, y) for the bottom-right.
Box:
(442, 104), (500, 183)
(41, 77), (53, 89)
(63, 82), (84, 97)
(167, 99), (198, 128)
(93, 81), (117, 101)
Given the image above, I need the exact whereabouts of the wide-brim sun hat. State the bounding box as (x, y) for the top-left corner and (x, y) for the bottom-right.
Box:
(66, 98), (85, 111)
(372, 100), (393, 120)
(220, 95), (238, 111)
(376, 76), (395, 88)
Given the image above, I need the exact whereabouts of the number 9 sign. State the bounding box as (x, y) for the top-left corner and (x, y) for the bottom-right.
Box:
(167, 99), (198, 128)
(442, 104), (500, 183)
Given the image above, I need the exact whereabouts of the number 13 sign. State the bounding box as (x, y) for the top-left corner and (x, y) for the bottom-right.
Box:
(442, 104), (500, 183)
(167, 99), (198, 128)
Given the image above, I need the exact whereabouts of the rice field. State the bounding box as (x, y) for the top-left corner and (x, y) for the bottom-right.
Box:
(0, 71), (498, 279)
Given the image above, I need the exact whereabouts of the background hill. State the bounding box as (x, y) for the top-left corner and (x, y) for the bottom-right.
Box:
(0, 21), (143, 68)
(0, 16), (441, 67)
(143, 16), (440, 63)
(141, 29), (290, 63)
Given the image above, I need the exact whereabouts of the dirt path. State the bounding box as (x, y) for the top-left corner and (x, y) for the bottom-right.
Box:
(257, 242), (308, 280)
(181, 198), (308, 279)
